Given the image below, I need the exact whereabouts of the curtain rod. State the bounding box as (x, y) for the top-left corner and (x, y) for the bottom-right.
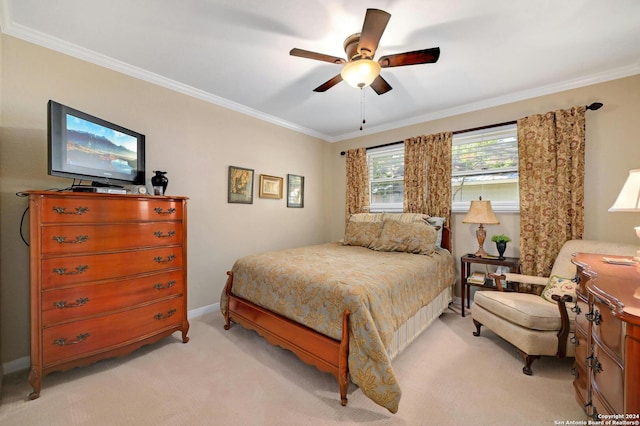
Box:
(340, 102), (603, 156)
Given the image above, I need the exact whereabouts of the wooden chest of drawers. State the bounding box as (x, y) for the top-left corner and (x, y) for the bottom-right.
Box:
(27, 191), (189, 399)
(572, 253), (640, 418)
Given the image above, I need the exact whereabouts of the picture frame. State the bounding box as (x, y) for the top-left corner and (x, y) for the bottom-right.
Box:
(228, 166), (254, 204)
(287, 174), (304, 208)
(259, 174), (283, 199)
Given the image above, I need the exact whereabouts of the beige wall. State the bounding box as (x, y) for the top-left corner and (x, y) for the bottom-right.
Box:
(328, 74), (640, 282)
(0, 35), (329, 365)
(1, 32), (640, 368)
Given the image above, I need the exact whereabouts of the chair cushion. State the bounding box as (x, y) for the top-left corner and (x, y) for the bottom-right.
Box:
(473, 290), (575, 331)
(541, 275), (577, 303)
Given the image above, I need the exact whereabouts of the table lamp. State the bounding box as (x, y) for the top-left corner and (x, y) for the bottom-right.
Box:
(462, 197), (500, 258)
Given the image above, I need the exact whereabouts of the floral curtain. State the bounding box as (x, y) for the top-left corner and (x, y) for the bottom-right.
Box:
(404, 132), (453, 226)
(517, 106), (586, 280)
(345, 147), (369, 221)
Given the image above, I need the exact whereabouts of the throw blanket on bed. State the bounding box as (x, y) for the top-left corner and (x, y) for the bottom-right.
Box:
(220, 242), (456, 413)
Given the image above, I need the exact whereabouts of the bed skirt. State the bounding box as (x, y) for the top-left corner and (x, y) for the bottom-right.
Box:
(388, 285), (453, 360)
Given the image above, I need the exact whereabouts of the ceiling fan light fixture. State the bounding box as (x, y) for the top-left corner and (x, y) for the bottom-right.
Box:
(340, 59), (381, 88)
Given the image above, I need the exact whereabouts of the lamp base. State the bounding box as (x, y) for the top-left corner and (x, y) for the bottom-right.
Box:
(474, 224), (488, 258)
(474, 247), (490, 258)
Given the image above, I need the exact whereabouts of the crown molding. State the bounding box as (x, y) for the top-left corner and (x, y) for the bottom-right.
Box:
(330, 62), (640, 142)
(2, 4), (639, 144)
(0, 13), (332, 142)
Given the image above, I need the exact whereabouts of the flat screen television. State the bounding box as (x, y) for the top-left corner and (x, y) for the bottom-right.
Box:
(48, 100), (145, 186)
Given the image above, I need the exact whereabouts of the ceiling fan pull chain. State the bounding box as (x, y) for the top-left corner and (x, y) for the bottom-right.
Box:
(360, 88), (366, 131)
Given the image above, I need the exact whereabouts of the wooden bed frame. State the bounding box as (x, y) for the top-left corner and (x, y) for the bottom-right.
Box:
(222, 227), (451, 406)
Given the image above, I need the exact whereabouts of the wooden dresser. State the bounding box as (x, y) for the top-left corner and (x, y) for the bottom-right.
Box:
(26, 191), (189, 399)
(572, 253), (640, 418)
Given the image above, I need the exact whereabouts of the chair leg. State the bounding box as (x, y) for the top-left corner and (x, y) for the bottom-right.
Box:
(472, 319), (483, 336)
(519, 350), (540, 376)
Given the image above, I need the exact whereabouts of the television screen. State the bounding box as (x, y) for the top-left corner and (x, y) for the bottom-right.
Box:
(48, 100), (145, 186)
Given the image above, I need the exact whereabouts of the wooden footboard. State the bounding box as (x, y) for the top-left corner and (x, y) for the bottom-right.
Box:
(223, 271), (350, 406)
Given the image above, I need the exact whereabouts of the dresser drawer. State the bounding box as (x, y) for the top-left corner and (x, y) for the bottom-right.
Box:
(575, 296), (590, 335)
(591, 342), (624, 414)
(42, 247), (183, 289)
(42, 270), (184, 325)
(573, 329), (589, 405)
(40, 196), (183, 223)
(591, 388), (615, 417)
(592, 297), (624, 361)
(41, 222), (183, 255)
(42, 297), (184, 366)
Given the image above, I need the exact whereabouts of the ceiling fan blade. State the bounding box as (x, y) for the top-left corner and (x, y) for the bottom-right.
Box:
(378, 47), (440, 68)
(357, 9), (391, 57)
(290, 48), (346, 65)
(313, 74), (343, 92)
(370, 75), (392, 95)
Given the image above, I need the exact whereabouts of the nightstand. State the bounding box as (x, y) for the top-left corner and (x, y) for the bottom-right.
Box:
(460, 254), (520, 317)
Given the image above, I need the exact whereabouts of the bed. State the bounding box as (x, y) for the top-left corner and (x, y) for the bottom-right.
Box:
(221, 213), (456, 413)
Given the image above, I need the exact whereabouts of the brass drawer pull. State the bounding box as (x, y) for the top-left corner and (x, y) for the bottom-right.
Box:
(153, 231), (176, 239)
(154, 280), (176, 290)
(585, 309), (602, 325)
(153, 255), (176, 264)
(593, 358), (603, 373)
(53, 298), (89, 309)
(586, 354), (603, 373)
(52, 206), (89, 215)
(153, 207), (176, 215)
(570, 334), (579, 345)
(53, 265), (89, 275)
(571, 304), (581, 315)
(154, 309), (177, 320)
(54, 333), (89, 346)
(52, 235), (89, 244)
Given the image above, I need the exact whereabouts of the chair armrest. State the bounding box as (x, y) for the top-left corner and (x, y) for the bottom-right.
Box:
(501, 273), (548, 286)
(488, 274), (507, 291)
(551, 294), (573, 358)
(488, 272), (548, 292)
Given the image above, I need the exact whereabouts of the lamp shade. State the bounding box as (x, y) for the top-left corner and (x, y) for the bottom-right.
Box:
(609, 169), (640, 212)
(340, 59), (381, 88)
(462, 200), (500, 225)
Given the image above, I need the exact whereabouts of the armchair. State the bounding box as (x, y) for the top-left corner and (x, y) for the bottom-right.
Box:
(471, 239), (638, 375)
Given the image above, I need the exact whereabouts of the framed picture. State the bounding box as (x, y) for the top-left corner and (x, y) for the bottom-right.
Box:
(287, 174), (304, 208)
(259, 175), (283, 199)
(228, 166), (254, 204)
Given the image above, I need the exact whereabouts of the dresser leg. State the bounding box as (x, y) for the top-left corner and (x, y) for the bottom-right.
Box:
(181, 321), (190, 343)
(28, 367), (41, 400)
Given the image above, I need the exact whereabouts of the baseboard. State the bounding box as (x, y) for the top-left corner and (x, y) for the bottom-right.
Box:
(2, 302), (221, 376)
(187, 302), (219, 318)
(3, 356), (29, 376)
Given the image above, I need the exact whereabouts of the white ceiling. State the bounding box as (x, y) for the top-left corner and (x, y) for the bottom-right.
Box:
(2, 0), (640, 142)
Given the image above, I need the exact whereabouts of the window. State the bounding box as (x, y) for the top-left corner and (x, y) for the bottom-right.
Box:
(451, 124), (519, 212)
(367, 145), (404, 212)
(365, 124), (519, 213)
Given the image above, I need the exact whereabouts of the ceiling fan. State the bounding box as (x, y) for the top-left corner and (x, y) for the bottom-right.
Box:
(290, 8), (440, 95)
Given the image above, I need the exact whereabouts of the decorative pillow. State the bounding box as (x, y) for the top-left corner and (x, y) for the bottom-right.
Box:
(349, 213), (384, 222)
(382, 212), (429, 223)
(343, 221), (384, 248)
(371, 219), (437, 255)
(426, 216), (445, 248)
(541, 275), (577, 303)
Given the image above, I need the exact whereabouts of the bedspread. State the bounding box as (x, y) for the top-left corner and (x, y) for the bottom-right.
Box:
(220, 242), (456, 413)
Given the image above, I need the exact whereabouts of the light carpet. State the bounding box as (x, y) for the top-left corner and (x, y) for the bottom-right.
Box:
(0, 308), (587, 425)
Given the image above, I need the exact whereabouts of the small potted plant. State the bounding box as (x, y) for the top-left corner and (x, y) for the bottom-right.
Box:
(491, 234), (512, 259)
